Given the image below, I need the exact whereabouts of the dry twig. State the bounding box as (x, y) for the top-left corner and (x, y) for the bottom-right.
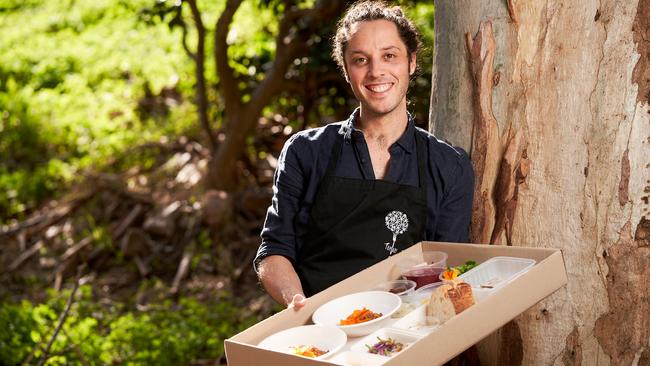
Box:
(170, 216), (198, 294)
(8, 241), (44, 272)
(36, 266), (84, 366)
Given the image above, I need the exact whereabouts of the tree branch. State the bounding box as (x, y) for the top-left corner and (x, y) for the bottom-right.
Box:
(186, 0), (216, 150)
(180, 18), (197, 62)
(208, 0), (345, 190)
(215, 0), (244, 116)
(248, 0), (345, 118)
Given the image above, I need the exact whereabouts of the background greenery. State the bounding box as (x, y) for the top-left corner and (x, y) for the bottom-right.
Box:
(0, 0), (433, 364)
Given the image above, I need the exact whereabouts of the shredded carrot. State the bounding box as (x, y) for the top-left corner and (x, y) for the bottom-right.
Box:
(339, 307), (383, 325)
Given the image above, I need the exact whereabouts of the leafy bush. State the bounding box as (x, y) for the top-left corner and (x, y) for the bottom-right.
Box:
(0, 0), (194, 221)
(0, 300), (37, 365)
(0, 287), (258, 365)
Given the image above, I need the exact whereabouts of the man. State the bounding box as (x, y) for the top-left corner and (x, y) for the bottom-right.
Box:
(254, 0), (474, 309)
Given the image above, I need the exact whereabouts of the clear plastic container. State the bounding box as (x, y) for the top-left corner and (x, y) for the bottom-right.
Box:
(402, 282), (445, 308)
(373, 279), (416, 297)
(373, 280), (418, 318)
(458, 256), (536, 290)
(401, 265), (445, 289)
(423, 251), (448, 268)
(396, 252), (448, 289)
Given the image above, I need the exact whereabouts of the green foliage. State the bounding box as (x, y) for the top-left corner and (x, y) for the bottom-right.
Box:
(0, 0), (194, 221)
(0, 300), (37, 365)
(104, 298), (241, 365)
(0, 288), (258, 365)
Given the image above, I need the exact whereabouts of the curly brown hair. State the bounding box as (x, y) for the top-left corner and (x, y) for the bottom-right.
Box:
(332, 1), (422, 75)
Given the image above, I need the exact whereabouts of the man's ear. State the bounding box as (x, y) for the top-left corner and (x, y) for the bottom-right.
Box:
(409, 53), (417, 75)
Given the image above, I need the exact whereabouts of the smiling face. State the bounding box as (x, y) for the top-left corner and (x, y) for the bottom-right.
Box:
(344, 19), (416, 121)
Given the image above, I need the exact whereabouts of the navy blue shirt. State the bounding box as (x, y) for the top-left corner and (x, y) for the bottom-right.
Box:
(255, 109), (474, 269)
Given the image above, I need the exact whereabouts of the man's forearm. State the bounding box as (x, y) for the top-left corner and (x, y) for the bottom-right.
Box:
(257, 255), (304, 306)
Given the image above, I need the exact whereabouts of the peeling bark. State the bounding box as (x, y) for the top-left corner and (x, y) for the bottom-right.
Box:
(465, 21), (529, 247)
(433, 0), (650, 364)
(507, 0), (518, 25)
(632, 0), (650, 105)
(465, 21), (501, 244)
(498, 320), (523, 365)
(640, 348), (650, 365)
(563, 326), (583, 366)
(491, 126), (528, 245)
(618, 149), (630, 206)
(636, 217), (650, 247)
(594, 221), (650, 365)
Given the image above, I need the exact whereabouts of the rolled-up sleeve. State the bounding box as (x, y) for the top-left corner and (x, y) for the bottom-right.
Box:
(434, 148), (474, 243)
(255, 133), (307, 272)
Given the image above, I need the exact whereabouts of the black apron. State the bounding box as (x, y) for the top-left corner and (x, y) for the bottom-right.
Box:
(296, 130), (428, 296)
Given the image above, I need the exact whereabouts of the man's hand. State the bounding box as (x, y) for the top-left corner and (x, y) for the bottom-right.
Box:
(287, 293), (307, 310)
(258, 255), (306, 309)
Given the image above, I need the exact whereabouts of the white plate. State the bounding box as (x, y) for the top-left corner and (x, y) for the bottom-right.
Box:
(392, 304), (440, 336)
(312, 291), (401, 337)
(257, 325), (346, 360)
(350, 328), (422, 358)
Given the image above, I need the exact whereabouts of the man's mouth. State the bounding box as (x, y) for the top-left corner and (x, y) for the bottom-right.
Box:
(365, 82), (393, 93)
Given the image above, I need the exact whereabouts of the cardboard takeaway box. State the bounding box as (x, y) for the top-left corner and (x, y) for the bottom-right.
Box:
(225, 241), (568, 365)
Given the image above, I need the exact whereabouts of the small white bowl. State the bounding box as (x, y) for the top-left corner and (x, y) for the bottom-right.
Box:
(257, 325), (346, 360)
(312, 291), (402, 337)
(351, 327), (422, 357)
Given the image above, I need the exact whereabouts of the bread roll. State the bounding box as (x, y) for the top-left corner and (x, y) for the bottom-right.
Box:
(425, 283), (455, 326)
(446, 280), (475, 313)
(425, 280), (475, 326)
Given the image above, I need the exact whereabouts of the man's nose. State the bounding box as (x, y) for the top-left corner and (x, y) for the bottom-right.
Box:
(368, 59), (385, 78)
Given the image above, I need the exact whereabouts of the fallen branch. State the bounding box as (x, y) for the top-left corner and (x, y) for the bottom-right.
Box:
(112, 204), (144, 238)
(133, 256), (151, 277)
(8, 240), (44, 272)
(1, 189), (94, 239)
(170, 216), (198, 295)
(61, 237), (93, 262)
(37, 266), (84, 366)
(90, 173), (154, 204)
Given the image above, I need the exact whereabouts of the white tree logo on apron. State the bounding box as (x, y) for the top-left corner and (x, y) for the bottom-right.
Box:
(384, 211), (408, 255)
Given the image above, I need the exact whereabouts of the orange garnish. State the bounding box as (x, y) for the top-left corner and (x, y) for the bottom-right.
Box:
(442, 267), (460, 280)
(339, 307), (383, 325)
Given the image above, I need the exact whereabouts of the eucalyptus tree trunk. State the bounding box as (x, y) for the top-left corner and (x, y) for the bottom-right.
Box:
(430, 1), (650, 365)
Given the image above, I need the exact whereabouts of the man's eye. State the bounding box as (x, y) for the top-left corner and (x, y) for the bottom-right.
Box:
(385, 53), (396, 60)
(354, 58), (367, 64)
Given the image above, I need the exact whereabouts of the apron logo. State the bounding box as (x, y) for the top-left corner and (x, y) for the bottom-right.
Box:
(384, 211), (408, 255)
